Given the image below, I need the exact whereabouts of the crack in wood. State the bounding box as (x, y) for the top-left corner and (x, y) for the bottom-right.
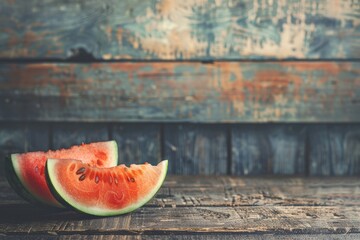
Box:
(196, 208), (231, 220)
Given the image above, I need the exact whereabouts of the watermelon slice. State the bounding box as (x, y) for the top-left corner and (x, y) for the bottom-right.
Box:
(46, 159), (168, 216)
(6, 141), (118, 207)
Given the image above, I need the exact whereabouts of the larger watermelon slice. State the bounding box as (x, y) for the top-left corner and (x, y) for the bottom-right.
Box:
(46, 159), (168, 216)
(6, 141), (118, 207)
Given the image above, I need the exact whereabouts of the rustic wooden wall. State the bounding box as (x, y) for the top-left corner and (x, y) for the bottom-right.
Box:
(1, 62), (359, 122)
(0, 0), (359, 176)
(0, 122), (359, 176)
(0, 0), (359, 59)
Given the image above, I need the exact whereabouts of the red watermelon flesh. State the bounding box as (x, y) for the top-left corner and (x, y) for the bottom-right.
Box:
(46, 159), (168, 216)
(10, 141), (118, 207)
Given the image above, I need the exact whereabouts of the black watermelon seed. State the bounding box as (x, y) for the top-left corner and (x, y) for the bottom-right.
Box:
(79, 174), (86, 181)
(129, 177), (135, 182)
(76, 167), (86, 175)
(95, 175), (99, 184)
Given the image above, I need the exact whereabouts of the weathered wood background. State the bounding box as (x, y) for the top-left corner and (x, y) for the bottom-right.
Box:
(1, 176), (360, 238)
(0, 122), (359, 176)
(0, 62), (359, 122)
(0, 0), (359, 176)
(0, 0), (359, 59)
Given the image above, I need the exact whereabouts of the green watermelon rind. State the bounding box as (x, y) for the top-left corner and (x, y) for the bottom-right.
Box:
(4, 156), (46, 207)
(8, 140), (119, 208)
(10, 153), (64, 207)
(46, 159), (168, 216)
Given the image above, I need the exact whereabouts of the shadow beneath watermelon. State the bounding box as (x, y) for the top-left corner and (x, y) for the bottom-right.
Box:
(0, 203), (95, 223)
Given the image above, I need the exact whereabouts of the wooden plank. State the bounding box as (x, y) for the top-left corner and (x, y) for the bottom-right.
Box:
(2, 176), (360, 208)
(231, 125), (269, 175)
(0, 123), (26, 181)
(153, 176), (360, 207)
(308, 124), (360, 176)
(57, 234), (360, 240)
(1, 176), (360, 238)
(112, 124), (161, 166)
(0, 0), (359, 59)
(0, 205), (359, 235)
(52, 123), (109, 149)
(0, 123), (49, 180)
(231, 125), (306, 175)
(3, 234), (360, 240)
(164, 124), (227, 175)
(0, 124), (27, 154)
(25, 123), (50, 152)
(1, 62), (359, 122)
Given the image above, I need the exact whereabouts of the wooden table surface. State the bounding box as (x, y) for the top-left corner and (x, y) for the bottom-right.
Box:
(0, 176), (359, 239)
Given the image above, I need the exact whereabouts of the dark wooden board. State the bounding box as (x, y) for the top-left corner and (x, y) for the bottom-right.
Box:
(0, 205), (359, 235)
(100, 176), (360, 207)
(1, 62), (359, 122)
(24, 123), (51, 152)
(0, 123), (49, 180)
(63, 233), (360, 240)
(3, 234), (360, 240)
(52, 123), (109, 149)
(112, 124), (161, 166)
(0, 0), (359, 59)
(4, 176), (359, 207)
(231, 124), (306, 175)
(308, 124), (360, 176)
(0, 123), (26, 181)
(10, 234), (360, 240)
(1, 176), (359, 237)
(164, 124), (228, 175)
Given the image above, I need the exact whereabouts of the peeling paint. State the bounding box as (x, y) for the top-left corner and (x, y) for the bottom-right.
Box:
(0, 62), (359, 122)
(0, 0), (358, 59)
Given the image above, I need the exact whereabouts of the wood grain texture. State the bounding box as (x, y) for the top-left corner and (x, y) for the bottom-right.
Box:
(308, 124), (360, 176)
(0, 0), (359, 59)
(164, 124), (227, 175)
(1, 176), (359, 237)
(45, 234), (360, 240)
(1, 62), (359, 122)
(52, 123), (109, 149)
(0, 123), (49, 180)
(231, 125), (306, 175)
(0, 124), (26, 181)
(112, 124), (161, 166)
(152, 176), (360, 207)
(0, 205), (359, 234)
(3, 176), (360, 207)
(3, 234), (360, 240)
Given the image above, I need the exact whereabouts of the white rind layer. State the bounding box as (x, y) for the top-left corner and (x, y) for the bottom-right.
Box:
(109, 140), (119, 166)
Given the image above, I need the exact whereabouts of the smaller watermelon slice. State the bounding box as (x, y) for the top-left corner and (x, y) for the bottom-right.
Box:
(46, 159), (168, 216)
(7, 141), (118, 207)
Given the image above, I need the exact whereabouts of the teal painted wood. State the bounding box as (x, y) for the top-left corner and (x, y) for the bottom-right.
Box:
(231, 125), (305, 175)
(308, 124), (360, 176)
(0, 0), (359, 59)
(112, 124), (161, 166)
(231, 125), (270, 175)
(164, 124), (228, 175)
(25, 123), (50, 152)
(52, 123), (109, 149)
(0, 62), (359, 122)
(0, 122), (359, 176)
